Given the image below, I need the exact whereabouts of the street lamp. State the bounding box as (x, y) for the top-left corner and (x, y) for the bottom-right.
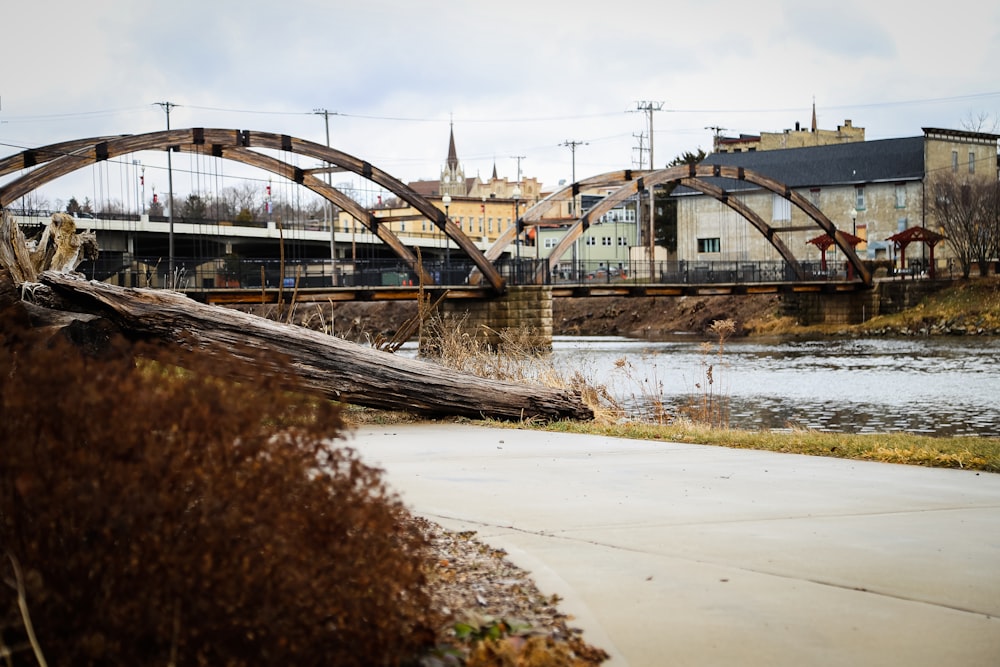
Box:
(850, 207), (858, 236)
(442, 193), (451, 282)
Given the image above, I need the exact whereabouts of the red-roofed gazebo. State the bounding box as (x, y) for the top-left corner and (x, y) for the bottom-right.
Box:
(887, 227), (947, 279)
(808, 230), (865, 278)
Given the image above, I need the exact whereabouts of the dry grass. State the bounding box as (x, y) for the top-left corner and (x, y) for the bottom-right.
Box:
(516, 419), (1000, 473)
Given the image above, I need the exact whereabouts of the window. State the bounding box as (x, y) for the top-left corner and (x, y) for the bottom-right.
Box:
(618, 236), (628, 246)
(895, 184), (906, 208)
(772, 194), (791, 221)
(544, 237), (557, 248)
(810, 188), (821, 207)
(488, 218), (493, 232)
(585, 237), (597, 246)
(422, 220), (427, 231)
(697, 237), (721, 253)
(478, 218), (483, 233)
(952, 150), (959, 173)
(400, 222), (406, 232)
(602, 236), (612, 246)
(855, 186), (865, 211)
(969, 151), (976, 174)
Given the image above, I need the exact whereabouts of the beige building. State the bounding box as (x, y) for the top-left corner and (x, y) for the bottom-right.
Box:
(713, 105), (866, 154)
(676, 127), (999, 274)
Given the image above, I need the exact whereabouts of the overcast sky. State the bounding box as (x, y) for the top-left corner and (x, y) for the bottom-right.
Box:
(3, 0), (998, 206)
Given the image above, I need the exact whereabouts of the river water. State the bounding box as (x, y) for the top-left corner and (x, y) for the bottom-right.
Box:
(545, 336), (1000, 437)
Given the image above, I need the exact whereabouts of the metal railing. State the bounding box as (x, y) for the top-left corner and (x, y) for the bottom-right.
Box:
(83, 253), (867, 291)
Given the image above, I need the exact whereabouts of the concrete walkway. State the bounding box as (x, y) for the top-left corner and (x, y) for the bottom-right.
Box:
(349, 423), (1000, 667)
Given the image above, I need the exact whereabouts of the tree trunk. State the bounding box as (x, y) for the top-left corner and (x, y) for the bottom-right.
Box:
(20, 271), (592, 421)
(1, 211), (592, 421)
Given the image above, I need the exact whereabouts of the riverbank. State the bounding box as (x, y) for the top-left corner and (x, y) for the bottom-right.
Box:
(294, 276), (999, 342)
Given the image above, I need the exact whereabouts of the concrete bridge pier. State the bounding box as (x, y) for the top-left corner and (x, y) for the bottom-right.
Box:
(781, 280), (951, 326)
(434, 285), (553, 351)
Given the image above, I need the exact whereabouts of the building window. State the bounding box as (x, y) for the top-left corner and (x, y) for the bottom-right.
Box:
(969, 151), (976, 174)
(772, 194), (791, 222)
(422, 220), (427, 231)
(810, 188), (821, 207)
(602, 236), (612, 246)
(895, 184), (906, 209)
(400, 222), (406, 232)
(585, 237), (596, 246)
(855, 186), (866, 211)
(697, 237), (721, 253)
(488, 218), (493, 232)
(478, 218), (483, 233)
(952, 150), (959, 173)
(544, 237), (557, 248)
(618, 236), (628, 246)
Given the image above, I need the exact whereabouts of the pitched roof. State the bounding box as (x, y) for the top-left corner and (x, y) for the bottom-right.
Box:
(681, 136), (926, 195)
(446, 123), (459, 170)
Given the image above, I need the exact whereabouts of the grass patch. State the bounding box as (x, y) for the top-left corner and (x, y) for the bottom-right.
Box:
(501, 419), (1000, 473)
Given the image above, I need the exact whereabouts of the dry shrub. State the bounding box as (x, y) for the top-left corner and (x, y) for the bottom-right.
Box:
(0, 309), (439, 666)
(421, 314), (619, 420)
(420, 314), (543, 382)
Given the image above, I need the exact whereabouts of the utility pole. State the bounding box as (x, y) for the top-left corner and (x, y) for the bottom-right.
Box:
(634, 100), (663, 266)
(705, 125), (728, 153)
(510, 155), (525, 186)
(632, 132), (648, 169)
(155, 101), (178, 287)
(560, 140), (587, 216)
(313, 108), (338, 284)
(561, 140), (587, 278)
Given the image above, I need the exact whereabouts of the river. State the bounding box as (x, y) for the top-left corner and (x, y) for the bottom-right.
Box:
(545, 335), (1000, 437)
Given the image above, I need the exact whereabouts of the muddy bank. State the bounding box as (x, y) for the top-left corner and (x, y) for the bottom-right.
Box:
(553, 294), (781, 339)
(265, 293), (782, 342)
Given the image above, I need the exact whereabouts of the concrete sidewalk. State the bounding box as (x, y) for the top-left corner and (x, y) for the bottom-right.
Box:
(349, 424), (1000, 667)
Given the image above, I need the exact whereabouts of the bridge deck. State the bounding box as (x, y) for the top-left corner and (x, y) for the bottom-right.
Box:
(189, 280), (869, 305)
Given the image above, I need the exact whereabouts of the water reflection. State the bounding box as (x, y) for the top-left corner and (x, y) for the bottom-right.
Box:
(548, 336), (1000, 437)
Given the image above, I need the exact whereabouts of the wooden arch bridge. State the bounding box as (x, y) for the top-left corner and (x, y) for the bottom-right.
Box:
(0, 128), (873, 297)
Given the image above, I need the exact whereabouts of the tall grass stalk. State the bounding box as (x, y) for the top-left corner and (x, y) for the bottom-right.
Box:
(682, 319), (735, 428)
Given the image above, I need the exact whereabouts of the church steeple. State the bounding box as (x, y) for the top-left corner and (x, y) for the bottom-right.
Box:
(446, 121), (459, 171)
(441, 120), (466, 197)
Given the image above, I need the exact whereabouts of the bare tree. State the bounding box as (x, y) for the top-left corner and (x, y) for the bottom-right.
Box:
(960, 111), (1000, 134)
(220, 183), (264, 223)
(14, 191), (51, 215)
(929, 174), (1000, 277)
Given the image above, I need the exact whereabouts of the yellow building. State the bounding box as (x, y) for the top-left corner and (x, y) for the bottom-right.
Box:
(338, 124), (544, 248)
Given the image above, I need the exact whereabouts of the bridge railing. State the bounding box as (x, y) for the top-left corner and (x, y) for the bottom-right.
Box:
(81, 253), (857, 291)
(110, 256), (486, 290)
(542, 259), (846, 286)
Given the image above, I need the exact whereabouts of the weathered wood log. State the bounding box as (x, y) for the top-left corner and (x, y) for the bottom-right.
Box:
(23, 271), (593, 421)
(0, 211), (97, 281)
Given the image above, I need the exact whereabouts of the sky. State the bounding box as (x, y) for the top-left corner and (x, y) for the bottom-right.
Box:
(2, 0), (999, 210)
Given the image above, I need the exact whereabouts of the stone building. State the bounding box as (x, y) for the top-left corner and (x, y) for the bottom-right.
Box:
(713, 104), (866, 154)
(675, 127), (999, 274)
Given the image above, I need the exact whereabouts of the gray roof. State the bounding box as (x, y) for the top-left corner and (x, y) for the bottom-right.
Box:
(675, 136), (926, 195)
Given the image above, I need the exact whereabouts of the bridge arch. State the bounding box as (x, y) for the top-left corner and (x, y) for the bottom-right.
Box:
(492, 165), (870, 286)
(0, 128), (503, 290)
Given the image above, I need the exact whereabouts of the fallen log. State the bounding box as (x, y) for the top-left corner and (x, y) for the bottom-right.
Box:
(1, 211), (591, 420)
(14, 270), (593, 421)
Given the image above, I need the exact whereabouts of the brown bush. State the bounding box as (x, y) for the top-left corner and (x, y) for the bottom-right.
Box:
(0, 310), (439, 666)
